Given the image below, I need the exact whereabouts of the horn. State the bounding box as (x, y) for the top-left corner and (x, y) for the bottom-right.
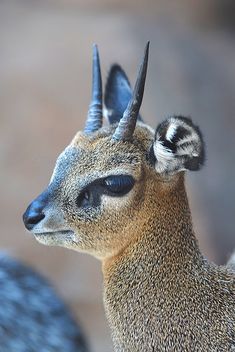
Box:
(84, 44), (103, 134)
(112, 42), (149, 141)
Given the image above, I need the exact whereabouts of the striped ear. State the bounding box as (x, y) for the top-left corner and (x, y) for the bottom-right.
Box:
(152, 116), (205, 174)
(104, 64), (142, 124)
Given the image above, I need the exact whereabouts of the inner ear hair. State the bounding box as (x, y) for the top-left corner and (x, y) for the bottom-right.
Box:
(152, 116), (205, 175)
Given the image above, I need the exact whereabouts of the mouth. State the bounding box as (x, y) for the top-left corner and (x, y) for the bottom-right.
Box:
(33, 230), (75, 246)
(33, 230), (74, 237)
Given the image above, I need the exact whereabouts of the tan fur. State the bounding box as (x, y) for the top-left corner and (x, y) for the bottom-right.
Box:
(27, 121), (235, 351)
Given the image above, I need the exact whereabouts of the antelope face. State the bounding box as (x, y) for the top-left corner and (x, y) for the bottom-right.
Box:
(23, 44), (204, 259)
(23, 123), (155, 259)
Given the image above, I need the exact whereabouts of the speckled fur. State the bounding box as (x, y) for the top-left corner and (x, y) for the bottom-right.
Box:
(102, 172), (235, 351)
(28, 119), (235, 351)
(23, 49), (235, 352)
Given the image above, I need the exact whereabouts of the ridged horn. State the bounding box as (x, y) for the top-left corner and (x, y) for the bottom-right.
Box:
(84, 44), (103, 134)
(112, 42), (149, 141)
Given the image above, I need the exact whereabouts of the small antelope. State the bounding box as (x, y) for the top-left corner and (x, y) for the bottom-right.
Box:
(23, 43), (235, 351)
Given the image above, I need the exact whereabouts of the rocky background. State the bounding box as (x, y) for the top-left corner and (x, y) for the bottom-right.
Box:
(0, 1), (235, 351)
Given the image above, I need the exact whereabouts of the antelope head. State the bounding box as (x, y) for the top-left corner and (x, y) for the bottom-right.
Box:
(23, 43), (204, 259)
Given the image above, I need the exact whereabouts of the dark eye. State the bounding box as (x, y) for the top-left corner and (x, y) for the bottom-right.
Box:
(103, 175), (135, 195)
(76, 175), (135, 209)
(76, 189), (90, 208)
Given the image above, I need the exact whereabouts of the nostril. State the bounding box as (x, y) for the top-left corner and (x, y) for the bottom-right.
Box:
(29, 213), (45, 225)
(23, 210), (45, 231)
(23, 191), (49, 231)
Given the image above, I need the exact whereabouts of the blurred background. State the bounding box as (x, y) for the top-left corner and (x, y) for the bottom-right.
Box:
(0, 0), (235, 351)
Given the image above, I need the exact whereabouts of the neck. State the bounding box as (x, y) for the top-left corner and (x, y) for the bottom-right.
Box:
(102, 175), (204, 350)
(103, 175), (202, 273)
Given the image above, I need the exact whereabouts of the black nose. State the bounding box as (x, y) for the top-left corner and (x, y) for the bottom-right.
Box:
(23, 204), (45, 231)
(23, 191), (48, 231)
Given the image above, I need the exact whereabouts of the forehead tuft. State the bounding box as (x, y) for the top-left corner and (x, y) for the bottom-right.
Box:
(54, 122), (156, 179)
(50, 123), (154, 189)
(70, 123), (154, 154)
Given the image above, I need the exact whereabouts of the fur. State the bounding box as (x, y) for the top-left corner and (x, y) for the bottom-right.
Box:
(24, 122), (235, 351)
(23, 54), (235, 351)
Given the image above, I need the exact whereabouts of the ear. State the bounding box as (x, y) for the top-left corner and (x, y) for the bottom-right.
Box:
(152, 116), (205, 174)
(104, 64), (142, 124)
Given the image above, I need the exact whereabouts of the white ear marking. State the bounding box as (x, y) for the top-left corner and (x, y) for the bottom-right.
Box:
(166, 124), (177, 142)
(154, 142), (173, 159)
(153, 116), (205, 174)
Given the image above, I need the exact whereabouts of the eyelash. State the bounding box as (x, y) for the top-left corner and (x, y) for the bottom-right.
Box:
(102, 175), (135, 194)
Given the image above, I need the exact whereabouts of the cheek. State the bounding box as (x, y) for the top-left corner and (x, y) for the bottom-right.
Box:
(60, 187), (146, 256)
(102, 182), (145, 213)
(96, 192), (145, 244)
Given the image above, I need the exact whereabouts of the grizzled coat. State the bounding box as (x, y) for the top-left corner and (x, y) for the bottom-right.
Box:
(23, 45), (235, 351)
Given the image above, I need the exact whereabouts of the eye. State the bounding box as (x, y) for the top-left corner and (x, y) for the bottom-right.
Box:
(103, 175), (135, 195)
(76, 189), (90, 208)
(76, 175), (135, 209)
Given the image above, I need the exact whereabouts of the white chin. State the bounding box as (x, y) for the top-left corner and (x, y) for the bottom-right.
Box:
(33, 230), (75, 247)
